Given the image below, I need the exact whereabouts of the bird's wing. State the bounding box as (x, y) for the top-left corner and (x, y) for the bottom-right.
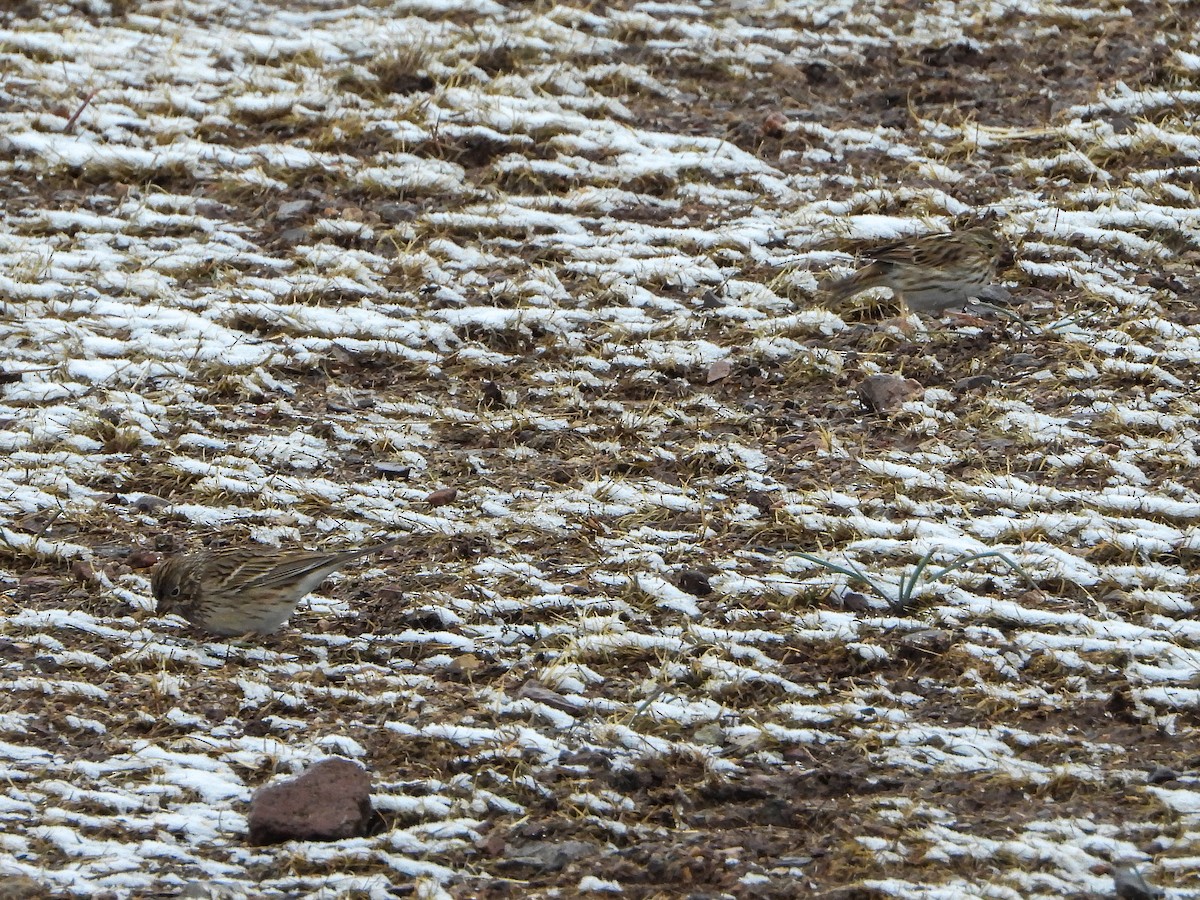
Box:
(232, 538), (403, 590)
(865, 235), (944, 267)
(237, 552), (350, 589)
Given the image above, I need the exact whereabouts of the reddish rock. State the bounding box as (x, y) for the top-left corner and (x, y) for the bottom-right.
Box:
(858, 374), (923, 413)
(69, 560), (96, 582)
(18, 575), (60, 592)
(426, 487), (458, 507)
(706, 358), (732, 383)
(126, 549), (160, 569)
(247, 757), (372, 846)
(761, 110), (789, 137)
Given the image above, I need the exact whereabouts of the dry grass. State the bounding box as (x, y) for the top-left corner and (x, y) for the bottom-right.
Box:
(0, 0), (1198, 897)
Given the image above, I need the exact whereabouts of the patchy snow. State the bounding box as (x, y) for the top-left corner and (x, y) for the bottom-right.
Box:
(0, 0), (1198, 897)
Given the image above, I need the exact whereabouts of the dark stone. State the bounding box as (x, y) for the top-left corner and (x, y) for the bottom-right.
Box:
(276, 199), (312, 221)
(746, 491), (775, 516)
(1114, 866), (1163, 900)
(954, 375), (994, 392)
(842, 592), (873, 613)
(499, 839), (597, 872)
(898, 628), (953, 657)
(481, 380), (505, 408)
(1007, 353), (1042, 371)
(17, 577), (62, 597)
(1147, 765), (1178, 784)
(243, 718), (272, 738)
(372, 461), (411, 479)
(377, 202), (418, 224)
(975, 284), (1014, 304)
(678, 569), (713, 597)
(278, 227), (308, 246)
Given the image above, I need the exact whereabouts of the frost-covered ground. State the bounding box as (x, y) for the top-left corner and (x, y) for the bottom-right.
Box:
(2, 0), (1200, 897)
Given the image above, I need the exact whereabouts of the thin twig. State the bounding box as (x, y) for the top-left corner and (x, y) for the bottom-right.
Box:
(64, 89), (98, 133)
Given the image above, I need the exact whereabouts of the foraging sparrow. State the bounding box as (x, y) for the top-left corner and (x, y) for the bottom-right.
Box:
(823, 226), (1004, 314)
(151, 537), (403, 636)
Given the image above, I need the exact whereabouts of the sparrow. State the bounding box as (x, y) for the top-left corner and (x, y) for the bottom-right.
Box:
(151, 537), (403, 636)
(823, 226), (1005, 315)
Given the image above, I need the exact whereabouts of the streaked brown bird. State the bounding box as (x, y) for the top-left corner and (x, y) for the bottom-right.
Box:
(151, 537), (404, 636)
(823, 226), (1004, 315)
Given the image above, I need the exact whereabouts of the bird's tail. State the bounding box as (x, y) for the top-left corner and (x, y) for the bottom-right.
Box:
(822, 263), (883, 305)
(351, 536), (405, 560)
(320, 536), (407, 571)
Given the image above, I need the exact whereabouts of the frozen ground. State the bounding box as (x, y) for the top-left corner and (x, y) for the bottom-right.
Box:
(1, 0), (1200, 897)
